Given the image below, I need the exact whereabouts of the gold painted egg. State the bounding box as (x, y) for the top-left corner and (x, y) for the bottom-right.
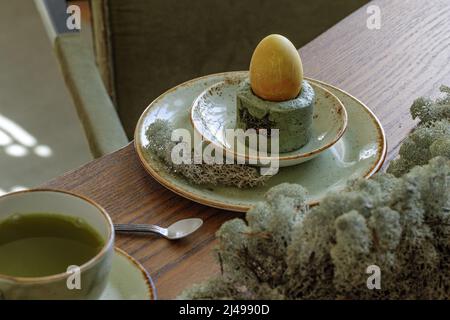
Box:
(249, 34), (303, 102)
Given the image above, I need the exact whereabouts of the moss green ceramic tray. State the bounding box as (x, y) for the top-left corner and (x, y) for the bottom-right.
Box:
(135, 71), (386, 212)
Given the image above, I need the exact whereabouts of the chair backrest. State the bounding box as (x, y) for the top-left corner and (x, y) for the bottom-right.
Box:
(35, 0), (129, 157)
(95, 0), (368, 138)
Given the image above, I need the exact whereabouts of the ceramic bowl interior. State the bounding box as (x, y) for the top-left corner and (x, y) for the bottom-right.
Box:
(191, 73), (348, 166)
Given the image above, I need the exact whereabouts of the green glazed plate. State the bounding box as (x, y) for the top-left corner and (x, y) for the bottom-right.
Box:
(135, 71), (386, 212)
(191, 73), (348, 167)
(100, 248), (156, 300)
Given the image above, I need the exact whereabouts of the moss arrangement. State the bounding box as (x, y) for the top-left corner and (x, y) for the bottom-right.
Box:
(144, 120), (271, 188)
(177, 86), (450, 299)
(388, 86), (450, 176)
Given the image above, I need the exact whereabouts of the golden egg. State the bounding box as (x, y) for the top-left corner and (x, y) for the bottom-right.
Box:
(249, 34), (303, 102)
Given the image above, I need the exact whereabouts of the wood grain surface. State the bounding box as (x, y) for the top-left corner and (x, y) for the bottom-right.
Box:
(42, 0), (450, 299)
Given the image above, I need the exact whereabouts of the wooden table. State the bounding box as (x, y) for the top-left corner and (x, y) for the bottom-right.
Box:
(42, 0), (450, 299)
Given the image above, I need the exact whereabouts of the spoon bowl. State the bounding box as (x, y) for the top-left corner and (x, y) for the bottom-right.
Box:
(167, 218), (203, 240)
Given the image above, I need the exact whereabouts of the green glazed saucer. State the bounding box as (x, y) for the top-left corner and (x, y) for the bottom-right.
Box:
(190, 73), (348, 167)
(100, 248), (156, 300)
(135, 71), (386, 212)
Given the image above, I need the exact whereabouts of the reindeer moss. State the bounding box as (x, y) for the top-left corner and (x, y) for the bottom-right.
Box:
(180, 86), (450, 300)
(144, 119), (271, 188)
(387, 86), (450, 176)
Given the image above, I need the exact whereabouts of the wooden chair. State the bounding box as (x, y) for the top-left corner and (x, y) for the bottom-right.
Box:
(35, 0), (368, 158)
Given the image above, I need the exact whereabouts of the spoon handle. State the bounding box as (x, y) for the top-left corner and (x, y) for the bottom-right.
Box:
(114, 223), (167, 237)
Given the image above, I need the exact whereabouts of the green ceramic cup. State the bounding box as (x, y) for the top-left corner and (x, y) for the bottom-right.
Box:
(0, 189), (114, 300)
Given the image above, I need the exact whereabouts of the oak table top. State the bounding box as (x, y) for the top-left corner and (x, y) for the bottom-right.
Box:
(42, 0), (450, 299)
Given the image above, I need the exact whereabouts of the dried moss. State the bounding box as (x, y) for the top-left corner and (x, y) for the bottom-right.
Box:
(181, 159), (450, 299)
(238, 108), (274, 134)
(180, 86), (450, 300)
(143, 119), (271, 188)
(388, 86), (450, 176)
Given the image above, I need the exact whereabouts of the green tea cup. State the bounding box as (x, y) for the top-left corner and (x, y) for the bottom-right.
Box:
(0, 189), (114, 300)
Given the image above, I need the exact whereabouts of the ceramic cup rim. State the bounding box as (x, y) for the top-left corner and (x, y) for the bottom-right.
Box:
(0, 188), (115, 284)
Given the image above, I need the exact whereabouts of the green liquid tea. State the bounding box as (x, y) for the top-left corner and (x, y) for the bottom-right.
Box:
(0, 213), (104, 277)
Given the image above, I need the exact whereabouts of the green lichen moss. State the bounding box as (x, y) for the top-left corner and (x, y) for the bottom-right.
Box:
(180, 86), (450, 300)
(388, 86), (450, 176)
(144, 119), (271, 188)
